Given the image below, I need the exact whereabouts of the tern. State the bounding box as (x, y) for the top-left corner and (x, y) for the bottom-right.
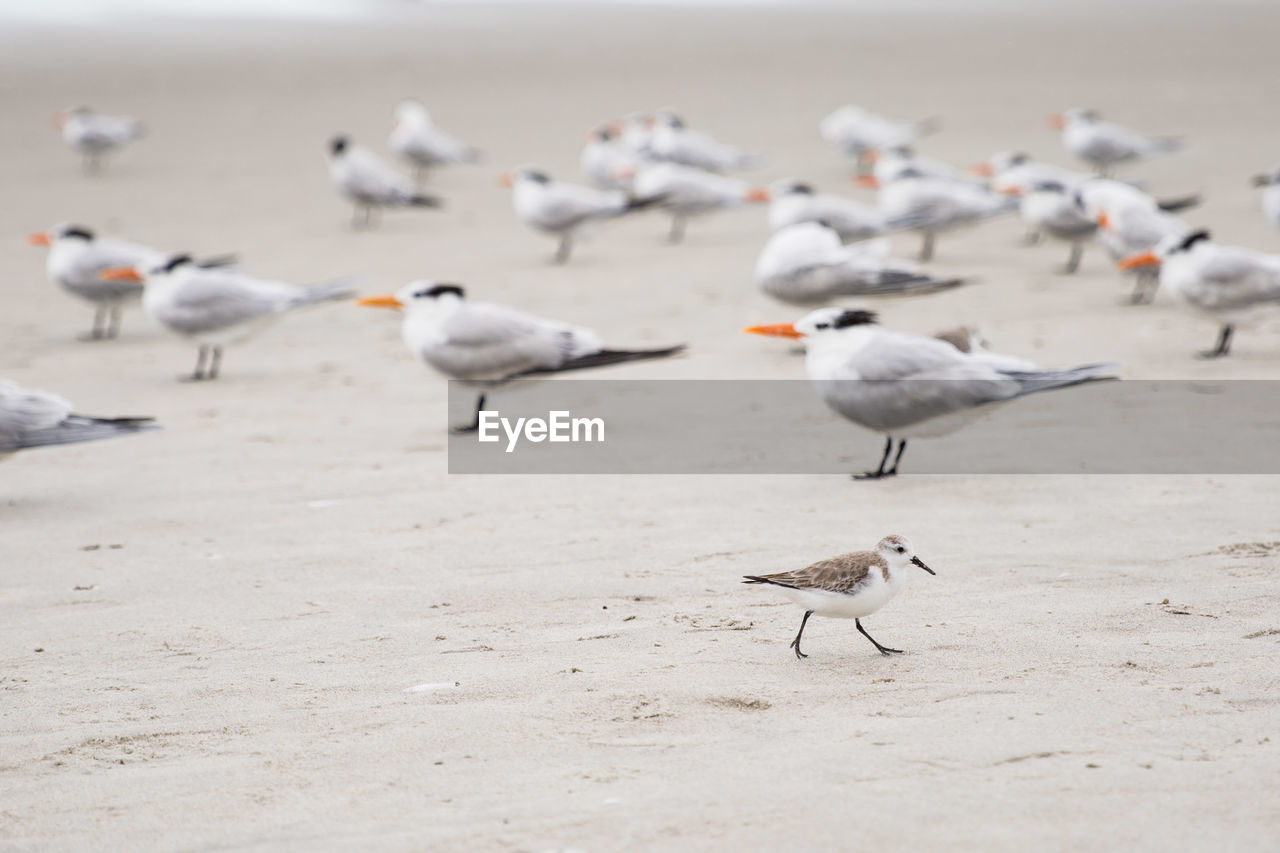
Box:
(27, 223), (235, 340)
(878, 168), (1018, 261)
(1119, 230), (1280, 358)
(101, 256), (354, 381)
(819, 105), (939, 174)
(854, 145), (973, 190)
(581, 124), (647, 191)
(326, 136), (442, 229)
(755, 222), (965, 305)
(53, 106), (144, 175)
(388, 99), (481, 180)
(969, 151), (1090, 195)
(744, 307), (1114, 479)
(1018, 181), (1098, 273)
(1251, 169), (1280, 231)
(647, 111), (757, 172)
(1, 379), (156, 460)
(1050, 109), (1183, 176)
(631, 162), (769, 243)
(500, 166), (648, 263)
(768, 179), (919, 242)
(1076, 179), (1194, 303)
(356, 282), (685, 432)
(744, 534), (935, 660)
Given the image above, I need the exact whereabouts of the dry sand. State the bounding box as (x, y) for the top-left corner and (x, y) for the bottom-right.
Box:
(2, 2), (1279, 849)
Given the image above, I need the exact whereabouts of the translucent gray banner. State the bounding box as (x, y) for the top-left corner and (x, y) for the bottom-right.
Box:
(446, 380), (1280, 474)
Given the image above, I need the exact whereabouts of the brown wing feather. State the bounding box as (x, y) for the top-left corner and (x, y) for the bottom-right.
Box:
(744, 550), (884, 593)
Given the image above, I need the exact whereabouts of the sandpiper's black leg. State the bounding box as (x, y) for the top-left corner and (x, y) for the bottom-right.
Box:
(668, 214), (686, 244)
(854, 435), (894, 480)
(182, 344), (210, 382)
(1198, 324), (1234, 359)
(208, 346), (223, 380)
(554, 234), (572, 264)
(856, 618), (902, 655)
(886, 438), (908, 475)
(450, 393), (487, 434)
(789, 610), (814, 660)
(919, 231), (935, 262)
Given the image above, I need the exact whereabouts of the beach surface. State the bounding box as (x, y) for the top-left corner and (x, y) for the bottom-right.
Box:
(2, 2), (1279, 849)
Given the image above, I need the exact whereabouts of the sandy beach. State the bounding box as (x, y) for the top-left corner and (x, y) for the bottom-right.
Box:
(2, 2), (1279, 849)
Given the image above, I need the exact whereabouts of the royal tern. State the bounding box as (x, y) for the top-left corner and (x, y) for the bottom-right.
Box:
(1119, 230), (1280, 358)
(500, 166), (647, 263)
(101, 256), (354, 381)
(768, 179), (915, 241)
(755, 222), (965, 305)
(27, 223), (235, 340)
(617, 113), (656, 159)
(1050, 109), (1183, 176)
(970, 153), (1092, 242)
(647, 111), (757, 173)
(1018, 181), (1098, 273)
(1, 380), (156, 459)
(744, 308), (1114, 479)
(356, 282), (685, 431)
(1076, 179), (1192, 303)
(389, 99), (481, 179)
(631, 162), (769, 243)
(743, 534), (935, 660)
(326, 136), (442, 229)
(53, 106), (144, 175)
(1251, 169), (1280, 231)
(580, 124), (647, 191)
(820, 106), (939, 173)
(877, 168), (1018, 261)
(855, 145), (972, 190)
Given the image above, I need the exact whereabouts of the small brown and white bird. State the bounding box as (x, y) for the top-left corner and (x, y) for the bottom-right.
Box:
(744, 534), (936, 660)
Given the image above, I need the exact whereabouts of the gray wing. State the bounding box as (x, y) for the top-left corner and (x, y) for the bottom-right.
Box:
(1194, 250), (1280, 311)
(0, 381), (155, 452)
(160, 271), (293, 335)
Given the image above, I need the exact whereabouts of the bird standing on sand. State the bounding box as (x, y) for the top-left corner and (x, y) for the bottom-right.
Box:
(1, 380), (156, 460)
(631, 162), (769, 243)
(356, 282), (685, 432)
(647, 111), (758, 172)
(819, 105), (938, 174)
(744, 534), (935, 660)
(877, 168), (1018, 261)
(388, 99), (481, 180)
(327, 136), (442, 229)
(500, 166), (647, 263)
(53, 106), (144, 174)
(101, 256), (354, 381)
(1049, 109), (1183, 176)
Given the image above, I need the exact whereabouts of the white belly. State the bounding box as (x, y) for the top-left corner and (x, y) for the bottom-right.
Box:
(776, 573), (902, 619)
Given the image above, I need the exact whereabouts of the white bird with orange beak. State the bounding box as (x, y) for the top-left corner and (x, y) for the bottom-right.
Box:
(1076, 179), (1193, 303)
(580, 124), (647, 191)
(819, 105), (938, 174)
(355, 281), (685, 431)
(768, 179), (925, 242)
(326, 135), (443, 230)
(854, 146), (972, 191)
(53, 106), (144, 174)
(388, 99), (481, 180)
(501, 166), (647, 263)
(970, 152), (1090, 196)
(631, 162), (770, 243)
(743, 307), (1113, 479)
(647, 110), (758, 173)
(100, 256), (354, 381)
(1049, 109), (1183, 176)
(1118, 230), (1280, 358)
(27, 223), (236, 340)
(877, 168), (1018, 261)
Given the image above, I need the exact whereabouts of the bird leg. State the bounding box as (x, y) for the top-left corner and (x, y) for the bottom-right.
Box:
(1198, 324), (1234, 359)
(854, 435), (896, 480)
(83, 153), (101, 176)
(351, 205), (364, 230)
(181, 344), (210, 382)
(789, 610), (814, 660)
(208, 346), (223, 379)
(450, 393), (487, 434)
(106, 305), (123, 339)
(668, 213), (686, 244)
(1123, 270), (1160, 305)
(1060, 242), (1083, 275)
(1023, 227), (1043, 246)
(919, 231), (935, 262)
(857, 619), (903, 655)
(554, 234), (573, 265)
(80, 306), (107, 341)
(886, 438), (909, 475)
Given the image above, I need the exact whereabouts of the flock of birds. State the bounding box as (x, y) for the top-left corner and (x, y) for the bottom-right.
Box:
(7, 98), (1280, 656)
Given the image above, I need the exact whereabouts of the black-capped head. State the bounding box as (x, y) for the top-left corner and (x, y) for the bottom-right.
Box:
(519, 168), (551, 184)
(795, 307), (879, 335)
(417, 282), (465, 300)
(831, 309), (878, 329)
(329, 136), (349, 156)
(157, 254), (194, 274)
(57, 224), (95, 241)
(1009, 152), (1029, 166)
(1169, 230), (1211, 254)
(1030, 180), (1067, 194)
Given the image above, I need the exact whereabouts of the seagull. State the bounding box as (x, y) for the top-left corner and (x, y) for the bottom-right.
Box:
(743, 307), (1114, 479)
(1, 379), (156, 460)
(743, 534), (935, 660)
(580, 124), (647, 191)
(500, 166), (648, 263)
(326, 136), (442, 229)
(1049, 109), (1183, 176)
(1075, 179), (1192, 303)
(355, 282), (686, 431)
(877, 168), (1018, 261)
(631, 162), (769, 243)
(1018, 181), (1098, 273)
(53, 106), (144, 174)
(820, 105), (939, 173)
(27, 223), (235, 340)
(388, 99), (481, 180)
(647, 111), (757, 172)
(768, 179), (916, 241)
(100, 256), (354, 381)
(755, 222), (965, 305)
(1251, 169), (1280, 231)
(1119, 230), (1280, 358)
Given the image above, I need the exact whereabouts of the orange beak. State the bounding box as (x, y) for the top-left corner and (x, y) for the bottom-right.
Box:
(607, 119), (624, 136)
(613, 164), (637, 180)
(1096, 212), (1109, 229)
(497, 172), (514, 188)
(863, 149), (879, 164)
(743, 187), (770, 203)
(1117, 250), (1160, 270)
(853, 174), (879, 189)
(1047, 113), (1066, 130)
(99, 266), (143, 282)
(995, 185), (1022, 196)
(355, 293), (404, 309)
(51, 112), (66, 130)
(26, 232), (50, 246)
(743, 323), (803, 339)
(969, 162), (993, 177)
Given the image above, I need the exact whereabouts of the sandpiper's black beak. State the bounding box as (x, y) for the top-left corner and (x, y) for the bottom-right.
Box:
(911, 556), (936, 575)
